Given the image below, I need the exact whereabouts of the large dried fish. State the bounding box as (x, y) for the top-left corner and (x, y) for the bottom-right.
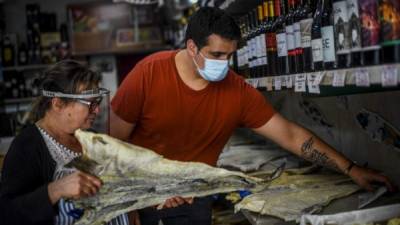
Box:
(235, 170), (360, 222)
(70, 130), (268, 225)
(217, 145), (289, 172)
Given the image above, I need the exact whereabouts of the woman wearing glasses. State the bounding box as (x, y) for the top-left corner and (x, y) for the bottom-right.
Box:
(0, 60), (129, 225)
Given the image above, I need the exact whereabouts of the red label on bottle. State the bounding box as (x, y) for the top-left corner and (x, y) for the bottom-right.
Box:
(296, 48), (304, 55)
(266, 33), (277, 51)
(288, 49), (297, 56)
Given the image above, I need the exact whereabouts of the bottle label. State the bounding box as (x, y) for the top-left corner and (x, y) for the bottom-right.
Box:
(322, 26), (336, 62)
(266, 32), (277, 51)
(294, 22), (301, 49)
(300, 18), (313, 48)
(359, 0), (380, 49)
(277, 32), (288, 57)
(237, 48), (242, 67)
(380, 0), (400, 46)
(238, 48), (245, 67)
(333, 1), (351, 54)
(251, 38), (257, 59)
(347, 0), (362, 51)
(312, 38), (324, 62)
(247, 40), (253, 59)
(260, 34), (268, 63)
(255, 35), (262, 63)
(244, 46), (249, 65)
(286, 25), (295, 50)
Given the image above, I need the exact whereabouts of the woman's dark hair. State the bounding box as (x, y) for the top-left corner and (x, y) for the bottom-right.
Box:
(29, 60), (101, 122)
(185, 7), (241, 49)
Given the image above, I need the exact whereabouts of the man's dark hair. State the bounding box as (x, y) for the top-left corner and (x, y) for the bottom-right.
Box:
(185, 7), (241, 49)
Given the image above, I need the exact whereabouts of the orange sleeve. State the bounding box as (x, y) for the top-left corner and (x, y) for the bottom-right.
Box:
(111, 63), (146, 124)
(239, 83), (276, 128)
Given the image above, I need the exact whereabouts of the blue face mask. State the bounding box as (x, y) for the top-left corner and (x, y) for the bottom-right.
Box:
(193, 52), (229, 82)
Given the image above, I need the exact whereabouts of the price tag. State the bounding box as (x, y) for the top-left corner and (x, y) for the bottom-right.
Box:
(253, 78), (260, 88)
(313, 72), (325, 86)
(355, 69), (370, 87)
(259, 77), (267, 88)
(274, 77), (282, 90)
(333, 70), (346, 87)
(381, 66), (398, 87)
(286, 75), (294, 88)
(307, 73), (320, 94)
(281, 76), (287, 87)
(295, 74), (307, 92)
(246, 79), (252, 85)
(266, 78), (273, 91)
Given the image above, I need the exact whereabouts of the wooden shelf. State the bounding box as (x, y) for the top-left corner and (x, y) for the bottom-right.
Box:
(245, 63), (400, 96)
(2, 64), (49, 72)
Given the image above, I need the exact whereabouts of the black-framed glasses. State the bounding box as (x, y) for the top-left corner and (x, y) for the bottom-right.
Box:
(76, 97), (103, 112)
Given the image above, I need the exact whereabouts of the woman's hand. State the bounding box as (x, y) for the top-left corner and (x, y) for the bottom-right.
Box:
(48, 170), (102, 204)
(156, 196), (194, 210)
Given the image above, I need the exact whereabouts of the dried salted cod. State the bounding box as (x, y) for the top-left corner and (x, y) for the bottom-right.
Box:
(235, 170), (360, 222)
(217, 145), (289, 172)
(70, 130), (267, 225)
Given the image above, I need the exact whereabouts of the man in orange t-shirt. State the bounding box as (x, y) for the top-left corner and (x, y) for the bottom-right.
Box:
(110, 7), (394, 225)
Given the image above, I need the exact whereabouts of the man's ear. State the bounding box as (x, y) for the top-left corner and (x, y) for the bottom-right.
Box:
(186, 39), (198, 57)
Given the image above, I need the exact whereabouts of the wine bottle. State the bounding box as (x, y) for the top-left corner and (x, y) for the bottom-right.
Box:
(347, 0), (362, 67)
(251, 9), (259, 77)
(236, 17), (247, 76)
(276, 0), (289, 75)
(311, 0), (324, 71)
(245, 13), (252, 77)
(286, 0), (296, 74)
(18, 43), (28, 66)
(247, 11), (256, 78)
(2, 36), (15, 67)
(243, 16), (250, 77)
(359, 0), (380, 65)
(258, 4), (268, 77)
(294, 0), (304, 73)
(322, 0), (337, 69)
(380, 0), (400, 63)
(11, 77), (19, 98)
(254, 7), (263, 78)
(266, 0), (278, 76)
(299, 0), (314, 72)
(18, 74), (26, 98)
(333, 0), (351, 68)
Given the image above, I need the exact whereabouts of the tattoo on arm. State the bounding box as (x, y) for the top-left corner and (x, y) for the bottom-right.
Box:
(301, 137), (341, 172)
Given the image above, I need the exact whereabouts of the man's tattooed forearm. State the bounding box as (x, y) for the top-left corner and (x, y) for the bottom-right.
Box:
(301, 137), (340, 172)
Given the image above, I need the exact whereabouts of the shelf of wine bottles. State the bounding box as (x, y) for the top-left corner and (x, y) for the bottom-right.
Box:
(245, 63), (399, 94)
(1, 70), (41, 106)
(2, 64), (49, 72)
(229, 0), (400, 84)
